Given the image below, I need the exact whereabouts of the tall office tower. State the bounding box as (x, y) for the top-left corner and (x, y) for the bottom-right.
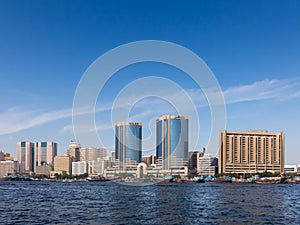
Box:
(115, 122), (142, 170)
(17, 141), (35, 173)
(80, 147), (107, 161)
(156, 115), (189, 170)
(67, 141), (81, 162)
(219, 130), (285, 174)
(35, 142), (57, 167)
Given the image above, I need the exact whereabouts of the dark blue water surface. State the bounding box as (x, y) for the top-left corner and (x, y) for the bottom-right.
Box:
(0, 182), (300, 224)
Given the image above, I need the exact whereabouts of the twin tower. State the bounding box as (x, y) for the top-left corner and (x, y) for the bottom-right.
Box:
(115, 115), (189, 171)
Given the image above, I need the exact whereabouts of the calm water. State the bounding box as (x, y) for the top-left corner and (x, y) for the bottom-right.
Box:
(0, 182), (300, 224)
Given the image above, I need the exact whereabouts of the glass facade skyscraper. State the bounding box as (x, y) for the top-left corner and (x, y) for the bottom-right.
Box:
(156, 115), (188, 170)
(115, 122), (142, 170)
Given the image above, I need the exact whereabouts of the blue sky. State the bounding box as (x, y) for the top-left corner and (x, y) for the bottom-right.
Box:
(0, 0), (299, 164)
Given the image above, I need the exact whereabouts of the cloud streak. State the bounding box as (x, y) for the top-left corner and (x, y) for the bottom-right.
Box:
(223, 78), (300, 104)
(0, 105), (110, 135)
(0, 108), (71, 135)
(181, 78), (300, 107)
(0, 78), (299, 135)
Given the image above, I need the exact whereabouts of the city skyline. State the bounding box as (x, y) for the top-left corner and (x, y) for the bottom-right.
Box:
(0, 1), (299, 164)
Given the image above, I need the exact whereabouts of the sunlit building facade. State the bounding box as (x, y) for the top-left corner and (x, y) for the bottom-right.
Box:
(67, 141), (81, 162)
(188, 151), (203, 174)
(17, 141), (35, 173)
(142, 155), (156, 166)
(199, 153), (218, 176)
(35, 142), (57, 167)
(156, 115), (189, 170)
(80, 147), (107, 161)
(0, 161), (19, 177)
(53, 155), (72, 175)
(219, 130), (285, 174)
(72, 161), (88, 176)
(115, 122), (142, 170)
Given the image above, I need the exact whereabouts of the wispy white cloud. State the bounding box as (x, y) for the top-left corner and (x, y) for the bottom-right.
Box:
(223, 78), (300, 104)
(291, 90), (300, 98)
(128, 110), (154, 121)
(0, 108), (71, 135)
(181, 78), (300, 106)
(89, 123), (114, 133)
(0, 105), (110, 135)
(89, 110), (155, 133)
(59, 124), (74, 135)
(1, 78), (299, 136)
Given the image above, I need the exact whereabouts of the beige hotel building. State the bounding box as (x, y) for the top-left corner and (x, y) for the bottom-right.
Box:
(219, 130), (285, 174)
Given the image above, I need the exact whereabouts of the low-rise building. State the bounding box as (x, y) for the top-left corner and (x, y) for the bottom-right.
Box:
(284, 165), (299, 173)
(4, 156), (14, 161)
(188, 151), (203, 174)
(199, 153), (218, 176)
(104, 163), (188, 179)
(0, 161), (19, 177)
(35, 165), (53, 177)
(54, 156), (72, 175)
(88, 157), (112, 175)
(50, 170), (67, 179)
(142, 155), (156, 166)
(72, 161), (88, 176)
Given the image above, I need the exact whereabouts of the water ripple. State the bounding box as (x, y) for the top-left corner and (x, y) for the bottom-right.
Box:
(0, 182), (300, 224)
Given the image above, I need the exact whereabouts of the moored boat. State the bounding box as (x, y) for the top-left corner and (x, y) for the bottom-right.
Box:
(255, 176), (288, 184)
(212, 176), (232, 183)
(86, 174), (110, 182)
(255, 180), (277, 184)
(162, 175), (174, 183)
(293, 176), (300, 184)
(0, 177), (10, 181)
(196, 176), (205, 183)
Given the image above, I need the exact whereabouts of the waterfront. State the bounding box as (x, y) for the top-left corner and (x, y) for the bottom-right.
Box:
(0, 182), (300, 224)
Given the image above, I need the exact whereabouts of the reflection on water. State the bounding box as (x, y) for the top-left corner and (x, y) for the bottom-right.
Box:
(0, 182), (299, 224)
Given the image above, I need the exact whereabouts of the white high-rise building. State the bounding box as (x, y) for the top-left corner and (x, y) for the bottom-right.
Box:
(35, 142), (57, 167)
(17, 141), (35, 173)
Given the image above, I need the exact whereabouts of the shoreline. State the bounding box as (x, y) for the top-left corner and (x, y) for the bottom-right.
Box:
(1, 179), (299, 184)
